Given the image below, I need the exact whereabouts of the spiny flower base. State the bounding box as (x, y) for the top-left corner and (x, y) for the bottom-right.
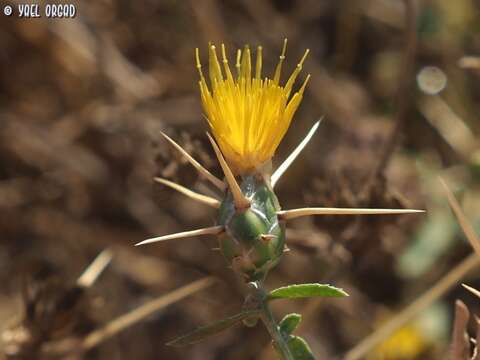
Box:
(218, 175), (285, 282)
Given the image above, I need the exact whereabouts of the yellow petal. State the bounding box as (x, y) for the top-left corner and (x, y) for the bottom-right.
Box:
(197, 41), (310, 175)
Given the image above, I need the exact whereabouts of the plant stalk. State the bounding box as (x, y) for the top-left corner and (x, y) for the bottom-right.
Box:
(255, 281), (294, 360)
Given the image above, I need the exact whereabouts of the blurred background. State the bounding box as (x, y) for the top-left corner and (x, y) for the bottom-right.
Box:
(1, 0), (480, 359)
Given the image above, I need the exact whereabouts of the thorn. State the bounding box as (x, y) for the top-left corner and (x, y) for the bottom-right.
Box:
(211, 247), (221, 252)
(160, 131), (225, 190)
(154, 177), (221, 208)
(271, 118), (322, 188)
(277, 207), (425, 220)
(77, 249), (113, 288)
(463, 284), (480, 299)
(206, 132), (250, 210)
(136, 225), (224, 246)
(260, 234), (277, 242)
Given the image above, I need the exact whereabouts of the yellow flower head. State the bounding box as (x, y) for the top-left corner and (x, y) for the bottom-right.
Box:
(196, 40), (310, 175)
(371, 324), (427, 360)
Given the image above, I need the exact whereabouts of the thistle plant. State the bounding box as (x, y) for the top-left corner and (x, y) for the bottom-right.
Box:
(137, 40), (423, 359)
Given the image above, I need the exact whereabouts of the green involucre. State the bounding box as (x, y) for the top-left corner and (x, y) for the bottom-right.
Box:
(218, 175), (285, 281)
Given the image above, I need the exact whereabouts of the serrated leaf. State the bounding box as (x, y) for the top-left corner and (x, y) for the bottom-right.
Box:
(288, 335), (315, 360)
(279, 313), (302, 336)
(268, 283), (348, 300)
(167, 310), (260, 347)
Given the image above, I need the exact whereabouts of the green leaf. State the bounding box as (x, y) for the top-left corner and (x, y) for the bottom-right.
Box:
(287, 335), (315, 360)
(279, 313), (302, 336)
(268, 283), (348, 300)
(167, 310), (260, 347)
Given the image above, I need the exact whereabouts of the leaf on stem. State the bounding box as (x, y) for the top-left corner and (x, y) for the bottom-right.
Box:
(268, 283), (348, 300)
(279, 313), (302, 337)
(287, 335), (315, 360)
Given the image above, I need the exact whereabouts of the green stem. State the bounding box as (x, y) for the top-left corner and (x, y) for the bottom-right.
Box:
(254, 281), (294, 360)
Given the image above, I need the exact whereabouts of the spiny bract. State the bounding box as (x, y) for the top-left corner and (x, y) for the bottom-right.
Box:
(218, 175), (285, 281)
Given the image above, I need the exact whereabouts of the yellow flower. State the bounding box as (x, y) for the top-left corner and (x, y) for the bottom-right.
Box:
(370, 324), (427, 360)
(196, 40), (310, 175)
